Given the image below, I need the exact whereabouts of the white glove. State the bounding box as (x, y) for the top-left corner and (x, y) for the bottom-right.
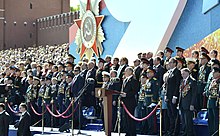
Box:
(148, 103), (156, 108)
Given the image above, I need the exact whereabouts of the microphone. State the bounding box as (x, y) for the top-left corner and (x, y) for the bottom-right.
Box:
(87, 78), (95, 84)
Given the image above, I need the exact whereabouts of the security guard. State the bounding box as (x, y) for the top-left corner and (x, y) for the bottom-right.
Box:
(197, 52), (211, 110)
(145, 67), (159, 135)
(205, 67), (219, 136)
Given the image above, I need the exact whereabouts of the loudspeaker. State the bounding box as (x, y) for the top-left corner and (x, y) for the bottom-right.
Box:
(59, 123), (70, 132)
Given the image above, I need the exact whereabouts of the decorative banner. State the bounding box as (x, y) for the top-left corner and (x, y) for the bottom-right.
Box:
(183, 28), (220, 60)
(69, 0), (130, 62)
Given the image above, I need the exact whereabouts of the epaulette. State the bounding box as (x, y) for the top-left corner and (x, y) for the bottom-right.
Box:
(153, 77), (157, 80)
(193, 69), (197, 72)
(207, 63), (211, 67)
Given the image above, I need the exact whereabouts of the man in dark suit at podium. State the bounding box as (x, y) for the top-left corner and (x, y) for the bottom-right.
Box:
(15, 103), (31, 136)
(0, 103), (10, 136)
(120, 67), (139, 136)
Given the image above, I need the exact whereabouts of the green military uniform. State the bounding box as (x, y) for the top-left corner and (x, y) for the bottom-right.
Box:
(197, 63), (211, 110)
(144, 77), (159, 134)
(206, 77), (219, 136)
(44, 84), (52, 127)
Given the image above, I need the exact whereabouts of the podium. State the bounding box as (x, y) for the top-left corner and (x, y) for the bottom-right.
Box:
(95, 88), (120, 136)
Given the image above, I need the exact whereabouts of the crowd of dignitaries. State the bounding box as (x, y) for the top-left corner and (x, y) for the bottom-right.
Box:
(0, 44), (219, 136)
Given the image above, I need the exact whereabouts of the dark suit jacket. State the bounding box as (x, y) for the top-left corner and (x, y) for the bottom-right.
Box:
(118, 65), (128, 82)
(17, 112), (31, 136)
(71, 75), (85, 97)
(121, 76), (139, 109)
(166, 68), (182, 100)
(0, 111), (10, 136)
(154, 64), (165, 88)
(179, 77), (197, 110)
(134, 65), (142, 81)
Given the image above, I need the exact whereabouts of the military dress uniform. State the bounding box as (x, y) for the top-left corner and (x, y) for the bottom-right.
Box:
(96, 68), (104, 88)
(64, 82), (72, 122)
(44, 84), (52, 127)
(136, 84), (148, 134)
(26, 84), (39, 125)
(197, 63), (211, 110)
(38, 84), (46, 112)
(206, 77), (219, 136)
(179, 77), (197, 136)
(144, 77), (159, 134)
(57, 80), (67, 126)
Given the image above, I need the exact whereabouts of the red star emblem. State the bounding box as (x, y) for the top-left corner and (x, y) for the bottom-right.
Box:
(74, 0), (104, 59)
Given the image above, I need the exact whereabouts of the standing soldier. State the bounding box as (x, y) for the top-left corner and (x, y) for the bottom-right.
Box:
(164, 47), (174, 70)
(64, 73), (74, 122)
(57, 71), (67, 126)
(205, 67), (219, 136)
(51, 77), (59, 127)
(104, 55), (112, 72)
(197, 52), (211, 110)
(108, 70), (121, 131)
(26, 76), (38, 125)
(145, 67), (159, 135)
(176, 47), (186, 68)
(186, 58), (198, 80)
(96, 58), (105, 88)
(179, 68), (197, 136)
(136, 74), (148, 134)
(38, 78), (46, 113)
(44, 76), (52, 127)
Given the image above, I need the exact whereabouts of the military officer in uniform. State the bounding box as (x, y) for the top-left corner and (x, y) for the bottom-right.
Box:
(26, 76), (38, 125)
(186, 58), (198, 80)
(145, 67), (159, 135)
(64, 73), (74, 123)
(205, 67), (219, 136)
(38, 78), (46, 113)
(104, 55), (112, 72)
(136, 74), (148, 134)
(179, 68), (197, 136)
(96, 58), (105, 88)
(197, 52), (211, 110)
(44, 76), (52, 127)
(57, 71), (67, 126)
(176, 47), (186, 68)
(164, 47), (174, 71)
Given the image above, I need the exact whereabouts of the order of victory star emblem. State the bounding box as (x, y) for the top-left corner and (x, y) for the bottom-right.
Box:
(74, 0), (105, 60)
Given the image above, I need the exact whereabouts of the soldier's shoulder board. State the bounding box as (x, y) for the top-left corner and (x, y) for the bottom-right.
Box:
(153, 77), (157, 81)
(193, 69), (197, 72)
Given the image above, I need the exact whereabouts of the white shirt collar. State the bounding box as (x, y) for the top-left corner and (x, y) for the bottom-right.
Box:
(126, 75), (133, 81)
(0, 110), (5, 115)
(21, 111), (27, 116)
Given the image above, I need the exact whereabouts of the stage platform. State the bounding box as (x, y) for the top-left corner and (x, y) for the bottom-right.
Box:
(9, 125), (154, 136)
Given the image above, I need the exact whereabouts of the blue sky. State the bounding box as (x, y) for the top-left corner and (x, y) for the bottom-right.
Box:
(70, 0), (179, 62)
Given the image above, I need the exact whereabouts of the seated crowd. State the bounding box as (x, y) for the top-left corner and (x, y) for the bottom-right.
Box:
(0, 44), (219, 136)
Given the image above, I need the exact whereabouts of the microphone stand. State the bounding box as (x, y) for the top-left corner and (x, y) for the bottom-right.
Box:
(74, 80), (92, 136)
